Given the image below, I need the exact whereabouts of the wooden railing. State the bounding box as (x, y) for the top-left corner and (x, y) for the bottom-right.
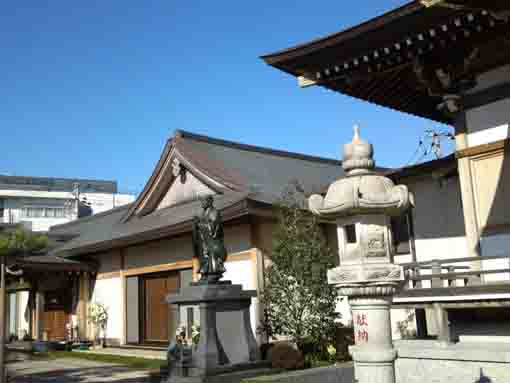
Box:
(399, 254), (510, 290)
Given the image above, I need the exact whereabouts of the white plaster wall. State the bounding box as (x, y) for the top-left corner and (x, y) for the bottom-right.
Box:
(466, 97), (510, 146)
(480, 234), (510, 283)
(467, 123), (509, 147)
(157, 172), (213, 210)
(91, 277), (123, 341)
(17, 291), (29, 339)
(406, 176), (468, 262)
(414, 236), (469, 261)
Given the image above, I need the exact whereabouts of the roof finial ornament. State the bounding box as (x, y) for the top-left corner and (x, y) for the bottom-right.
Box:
(342, 124), (375, 175)
(353, 124), (361, 142)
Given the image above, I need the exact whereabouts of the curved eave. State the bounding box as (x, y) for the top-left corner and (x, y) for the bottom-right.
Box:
(261, 1), (423, 70)
(121, 138), (175, 222)
(61, 198), (255, 257)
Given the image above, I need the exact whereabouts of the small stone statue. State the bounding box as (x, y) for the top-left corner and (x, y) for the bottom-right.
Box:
(192, 195), (227, 283)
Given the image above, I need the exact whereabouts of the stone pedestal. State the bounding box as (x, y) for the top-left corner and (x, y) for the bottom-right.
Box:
(331, 270), (404, 383)
(343, 287), (400, 383)
(166, 283), (262, 382)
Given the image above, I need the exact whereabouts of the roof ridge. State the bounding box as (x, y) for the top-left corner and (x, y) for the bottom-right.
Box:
(175, 130), (342, 166)
(260, 1), (421, 63)
(0, 174), (118, 185)
(50, 203), (133, 231)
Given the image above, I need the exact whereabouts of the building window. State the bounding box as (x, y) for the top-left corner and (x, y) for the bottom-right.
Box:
(22, 206), (67, 219)
(345, 224), (357, 244)
(391, 212), (416, 256)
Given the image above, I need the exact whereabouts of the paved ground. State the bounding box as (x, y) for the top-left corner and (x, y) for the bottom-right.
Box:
(84, 347), (166, 360)
(7, 358), (161, 383)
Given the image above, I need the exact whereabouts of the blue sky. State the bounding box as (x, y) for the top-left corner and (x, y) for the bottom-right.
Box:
(2, 1), (451, 195)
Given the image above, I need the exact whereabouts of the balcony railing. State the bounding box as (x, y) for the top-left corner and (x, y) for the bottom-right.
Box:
(397, 254), (510, 297)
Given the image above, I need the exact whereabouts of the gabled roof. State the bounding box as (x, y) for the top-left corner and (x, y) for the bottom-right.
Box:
(51, 130), (345, 257)
(387, 153), (457, 180)
(262, 1), (510, 123)
(123, 129), (344, 221)
(13, 254), (97, 273)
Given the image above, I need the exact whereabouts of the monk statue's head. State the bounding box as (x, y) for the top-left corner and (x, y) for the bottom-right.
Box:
(200, 195), (214, 210)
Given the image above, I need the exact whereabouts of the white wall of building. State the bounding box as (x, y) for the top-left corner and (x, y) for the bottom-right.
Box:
(408, 175), (468, 263)
(480, 234), (510, 283)
(18, 291), (30, 338)
(222, 259), (257, 335)
(81, 192), (135, 215)
(0, 191), (134, 232)
(91, 277), (123, 341)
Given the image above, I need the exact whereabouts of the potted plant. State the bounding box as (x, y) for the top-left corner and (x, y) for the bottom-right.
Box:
(88, 302), (109, 348)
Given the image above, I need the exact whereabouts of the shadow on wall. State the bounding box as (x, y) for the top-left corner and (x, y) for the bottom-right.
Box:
(474, 368), (493, 383)
(409, 174), (466, 241)
(477, 144), (510, 251)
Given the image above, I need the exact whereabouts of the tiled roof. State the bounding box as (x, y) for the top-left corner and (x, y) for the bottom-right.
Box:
(175, 130), (344, 197)
(14, 254), (97, 272)
(51, 130), (346, 257)
(387, 154), (457, 180)
(53, 191), (266, 256)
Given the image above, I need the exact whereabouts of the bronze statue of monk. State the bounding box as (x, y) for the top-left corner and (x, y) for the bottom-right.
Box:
(192, 196), (227, 283)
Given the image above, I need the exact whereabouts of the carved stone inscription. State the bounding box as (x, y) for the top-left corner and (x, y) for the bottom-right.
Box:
(365, 225), (386, 257)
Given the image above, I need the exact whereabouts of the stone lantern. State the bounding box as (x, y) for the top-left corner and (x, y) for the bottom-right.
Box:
(309, 126), (411, 383)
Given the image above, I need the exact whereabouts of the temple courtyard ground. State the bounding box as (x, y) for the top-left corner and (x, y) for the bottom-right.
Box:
(7, 353), (164, 382)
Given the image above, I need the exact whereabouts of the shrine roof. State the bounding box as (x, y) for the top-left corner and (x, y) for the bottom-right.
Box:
(262, 1), (510, 123)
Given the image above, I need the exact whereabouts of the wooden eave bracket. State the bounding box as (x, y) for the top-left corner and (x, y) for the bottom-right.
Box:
(298, 75), (318, 88)
(421, 0), (446, 7)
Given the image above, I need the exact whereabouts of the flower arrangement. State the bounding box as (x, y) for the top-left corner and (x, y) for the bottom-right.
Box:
(88, 302), (109, 346)
(175, 324), (200, 346)
(88, 302), (109, 328)
(191, 324), (200, 345)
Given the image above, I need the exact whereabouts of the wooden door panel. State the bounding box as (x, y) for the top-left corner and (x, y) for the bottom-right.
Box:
(143, 272), (180, 343)
(42, 310), (69, 341)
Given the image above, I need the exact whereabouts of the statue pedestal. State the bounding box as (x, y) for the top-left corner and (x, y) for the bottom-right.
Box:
(166, 283), (262, 382)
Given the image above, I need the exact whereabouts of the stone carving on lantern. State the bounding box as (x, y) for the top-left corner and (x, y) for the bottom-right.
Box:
(309, 126), (412, 383)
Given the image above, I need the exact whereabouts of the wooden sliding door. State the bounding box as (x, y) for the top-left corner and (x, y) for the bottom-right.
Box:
(141, 272), (180, 343)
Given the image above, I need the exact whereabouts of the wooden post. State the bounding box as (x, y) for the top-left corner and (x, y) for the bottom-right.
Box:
(433, 303), (452, 344)
(77, 273), (90, 341)
(447, 266), (457, 287)
(192, 257), (200, 282)
(415, 308), (428, 338)
(431, 262), (442, 288)
(0, 255), (5, 383)
(454, 113), (482, 285)
(34, 291), (44, 341)
(120, 251), (127, 346)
